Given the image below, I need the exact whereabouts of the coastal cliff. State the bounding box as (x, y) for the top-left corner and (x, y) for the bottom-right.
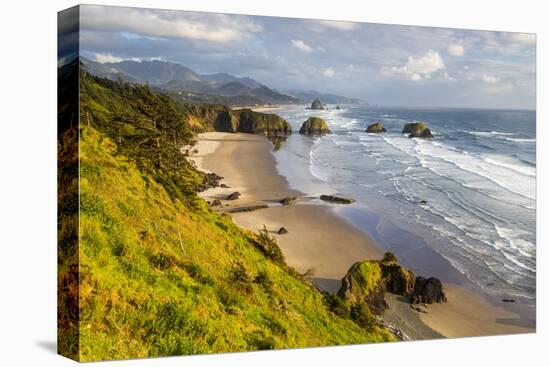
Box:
(197, 105), (292, 135)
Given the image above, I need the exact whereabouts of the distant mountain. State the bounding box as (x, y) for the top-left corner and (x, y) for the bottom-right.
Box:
(80, 57), (300, 106)
(284, 89), (367, 105)
(201, 73), (262, 89)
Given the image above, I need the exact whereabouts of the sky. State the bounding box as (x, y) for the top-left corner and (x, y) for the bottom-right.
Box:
(67, 4), (535, 109)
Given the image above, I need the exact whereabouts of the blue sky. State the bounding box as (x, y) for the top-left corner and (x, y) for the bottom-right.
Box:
(75, 5), (536, 109)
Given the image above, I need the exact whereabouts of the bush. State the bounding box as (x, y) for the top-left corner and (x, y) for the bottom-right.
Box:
(229, 261), (252, 293)
(350, 302), (376, 330)
(324, 293), (351, 318)
(253, 270), (273, 293)
(251, 226), (285, 265)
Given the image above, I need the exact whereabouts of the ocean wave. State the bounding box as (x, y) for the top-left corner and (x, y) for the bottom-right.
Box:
(414, 140), (536, 201)
(463, 130), (516, 137)
(502, 137), (536, 143)
(482, 154), (536, 177)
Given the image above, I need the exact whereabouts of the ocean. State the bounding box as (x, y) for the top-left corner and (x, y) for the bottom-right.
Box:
(271, 105), (536, 307)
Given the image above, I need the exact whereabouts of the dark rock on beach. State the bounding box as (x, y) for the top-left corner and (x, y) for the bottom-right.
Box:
(227, 205), (268, 213)
(366, 122), (387, 133)
(299, 117), (332, 135)
(210, 199), (222, 207)
(380, 252), (416, 296)
(199, 172), (223, 191)
(279, 196), (297, 205)
(336, 105), (341, 110)
(402, 122), (433, 139)
(320, 194), (354, 204)
(502, 298), (516, 303)
(410, 276), (447, 304)
(226, 192), (241, 200)
(278, 227), (288, 234)
(310, 99), (324, 110)
(220, 183), (230, 188)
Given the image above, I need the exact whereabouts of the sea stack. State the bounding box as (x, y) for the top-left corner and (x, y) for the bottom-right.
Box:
(310, 99), (324, 110)
(299, 117), (332, 135)
(402, 122), (433, 139)
(366, 122), (387, 133)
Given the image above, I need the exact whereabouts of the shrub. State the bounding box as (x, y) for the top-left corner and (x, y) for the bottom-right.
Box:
(251, 226), (285, 265)
(229, 261), (252, 293)
(350, 302), (376, 330)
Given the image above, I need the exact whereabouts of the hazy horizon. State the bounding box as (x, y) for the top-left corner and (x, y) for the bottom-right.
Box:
(60, 5), (536, 110)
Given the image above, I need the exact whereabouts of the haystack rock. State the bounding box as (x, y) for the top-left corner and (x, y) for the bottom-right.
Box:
(299, 117), (332, 135)
(310, 99), (324, 110)
(366, 122), (387, 133)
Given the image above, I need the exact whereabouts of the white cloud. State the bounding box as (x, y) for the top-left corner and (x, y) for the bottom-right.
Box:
(448, 44), (465, 56)
(482, 73), (500, 83)
(291, 39), (313, 53)
(93, 53), (164, 64)
(323, 67), (335, 78)
(315, 20), (359, 31)
(81, 5), (262, 43)
(481, 31), (536, 55)
(382, 50), (446, 81)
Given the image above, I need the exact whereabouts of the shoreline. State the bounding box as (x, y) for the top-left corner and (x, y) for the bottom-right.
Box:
(189, 131), (534, 339)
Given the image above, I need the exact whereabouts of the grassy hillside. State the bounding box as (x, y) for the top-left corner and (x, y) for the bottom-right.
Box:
(58, 69), (394, 361)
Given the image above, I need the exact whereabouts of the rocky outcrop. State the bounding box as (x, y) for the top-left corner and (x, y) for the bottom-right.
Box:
(278, 227), (288, 234)
(280, 197), (297, 205)
(366, 122), (387, 133)
(232, 109), (292, 135)
(210, 199), (222, 207)
(402, 123), (433, 139)
(379, 252), (415, 296)
(320, 194), (354, 204)
(310, 99), (324, 110)
(199, 172), (223, 191)
(299, 117), (332, 135)
(226, 192), (241, 200)
(338, 252), (444, 316)
(227, 205), (268, 213)
(410, 276), (447, 304)
(199, 105), (292, 136)
(338, 261), (388, 314)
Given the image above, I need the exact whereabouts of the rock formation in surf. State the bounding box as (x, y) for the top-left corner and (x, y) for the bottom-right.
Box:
(299, 117), (332, 135)
(366, 122), (387, 133)
(310, 99), (324, 110)
(402, 122), (433, 139)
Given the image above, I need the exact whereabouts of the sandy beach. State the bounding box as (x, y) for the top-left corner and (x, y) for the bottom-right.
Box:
(189, 131), (534, 340)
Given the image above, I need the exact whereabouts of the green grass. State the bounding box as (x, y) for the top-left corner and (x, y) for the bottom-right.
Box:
(75, 128), (392, 361)
(57, 70), (394, 361)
